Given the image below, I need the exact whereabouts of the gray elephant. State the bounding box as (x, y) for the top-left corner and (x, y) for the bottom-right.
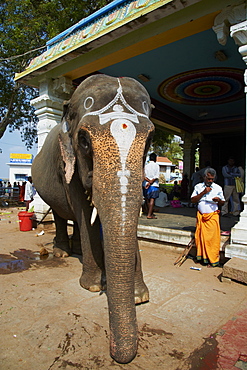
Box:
(32, 74), (154, 363)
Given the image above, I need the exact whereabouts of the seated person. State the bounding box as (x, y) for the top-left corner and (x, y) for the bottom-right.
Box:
(172, 181), (181, 199)
(155, 189), (169, 207)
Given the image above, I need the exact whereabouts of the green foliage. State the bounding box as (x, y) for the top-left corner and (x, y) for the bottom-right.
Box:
(152, 128), (172, 155)
(165, 140), (183, 166)
(151, 127), (183, 165)
(0, 0), (111, 148)
(195, 147), (199, 167)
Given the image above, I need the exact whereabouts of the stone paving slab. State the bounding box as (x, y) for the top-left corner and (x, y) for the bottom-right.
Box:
(223, 257), (247, 284)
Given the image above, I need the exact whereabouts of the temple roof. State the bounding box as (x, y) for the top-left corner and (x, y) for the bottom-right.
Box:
(15, 0), (172, 82)
(14, 0), (246, 140)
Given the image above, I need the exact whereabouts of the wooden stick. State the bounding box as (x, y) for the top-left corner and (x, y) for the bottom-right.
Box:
(177, 243), (194, 267)
(174, 237), (195, 267)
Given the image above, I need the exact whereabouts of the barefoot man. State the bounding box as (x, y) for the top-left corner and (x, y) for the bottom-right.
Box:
(191, 168), (225, 267)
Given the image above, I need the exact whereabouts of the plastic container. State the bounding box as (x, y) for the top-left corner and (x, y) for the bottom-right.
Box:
(18, 211), (34, 232)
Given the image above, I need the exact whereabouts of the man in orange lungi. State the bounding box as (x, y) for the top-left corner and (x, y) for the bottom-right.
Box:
(191, 168), (225, 267)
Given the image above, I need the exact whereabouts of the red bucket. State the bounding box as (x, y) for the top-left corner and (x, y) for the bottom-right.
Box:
(18, 211), (34, 232)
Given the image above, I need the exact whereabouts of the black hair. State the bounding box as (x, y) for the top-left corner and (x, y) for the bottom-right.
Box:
(149, 152), (157, 162)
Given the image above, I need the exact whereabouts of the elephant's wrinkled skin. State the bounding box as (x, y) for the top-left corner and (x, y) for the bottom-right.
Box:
(32, 74), (154, 363)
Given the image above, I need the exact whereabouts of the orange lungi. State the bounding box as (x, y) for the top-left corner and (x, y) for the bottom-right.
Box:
(195, 210), (220, 266)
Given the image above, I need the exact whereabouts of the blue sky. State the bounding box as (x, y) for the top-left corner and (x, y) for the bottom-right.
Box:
(0, 129), (38, 180)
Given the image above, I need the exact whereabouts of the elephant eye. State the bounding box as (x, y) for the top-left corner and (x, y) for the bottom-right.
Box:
(78, 130), (91, 153)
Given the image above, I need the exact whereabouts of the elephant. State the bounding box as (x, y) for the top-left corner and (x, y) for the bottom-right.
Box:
(32, 74), (155, 364)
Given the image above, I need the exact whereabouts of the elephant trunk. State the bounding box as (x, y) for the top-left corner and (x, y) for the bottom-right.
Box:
(95, 189), (141, 363)
(101, 207), (140, 364)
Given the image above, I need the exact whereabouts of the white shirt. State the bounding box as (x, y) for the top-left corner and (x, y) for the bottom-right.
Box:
(143, 161), (160, 188)
(191, 182), (225, 214)
(24, 181), (34, 201)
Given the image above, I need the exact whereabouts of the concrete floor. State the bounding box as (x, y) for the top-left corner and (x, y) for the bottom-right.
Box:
(0, 207), (247, 369)
(139, 205), (239, 232)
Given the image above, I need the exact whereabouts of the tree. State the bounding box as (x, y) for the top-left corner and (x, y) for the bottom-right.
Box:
(151, 127), (173, 156)
(151, 127), (183, 165)
(164, 139), (183, 166)
(0, 0), (111, 149)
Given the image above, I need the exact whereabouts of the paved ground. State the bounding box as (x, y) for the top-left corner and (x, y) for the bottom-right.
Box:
(0, 207), (247, 369)
(138, 205), (239, 233)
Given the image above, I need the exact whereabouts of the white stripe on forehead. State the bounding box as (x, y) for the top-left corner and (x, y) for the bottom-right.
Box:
(83, 78), (149, 120)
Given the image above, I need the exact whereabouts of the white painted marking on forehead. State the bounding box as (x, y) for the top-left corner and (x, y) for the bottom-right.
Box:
(99, 104), (139, 126)
(110, 118), (136, 232)
(83, 78), (149, 119)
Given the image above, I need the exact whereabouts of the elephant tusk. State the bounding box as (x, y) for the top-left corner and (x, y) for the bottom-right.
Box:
(90, 207), (98, 226)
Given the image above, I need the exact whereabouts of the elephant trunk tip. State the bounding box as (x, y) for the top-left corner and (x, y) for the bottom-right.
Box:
(110, 349), (137, 364)
(110, 336), (138, 364)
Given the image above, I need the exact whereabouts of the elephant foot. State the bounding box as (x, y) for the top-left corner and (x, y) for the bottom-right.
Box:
(53, 238), (71, 258)
(79, 270), (106, 292)
(134, 279), (149, 304)
(53, 247), (70, 258)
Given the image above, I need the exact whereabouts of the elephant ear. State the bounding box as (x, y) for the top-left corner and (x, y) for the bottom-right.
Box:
(58, 120), (76, 184)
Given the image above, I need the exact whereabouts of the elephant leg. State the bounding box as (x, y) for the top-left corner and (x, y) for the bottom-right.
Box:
(79, 217), (105, 292)
(53, 211), (71, 257)
(134, 242), (149, 304)
(70, 221), (82, 255)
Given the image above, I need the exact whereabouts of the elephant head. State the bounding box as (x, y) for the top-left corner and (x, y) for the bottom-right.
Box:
(58, 74), (154, 363)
